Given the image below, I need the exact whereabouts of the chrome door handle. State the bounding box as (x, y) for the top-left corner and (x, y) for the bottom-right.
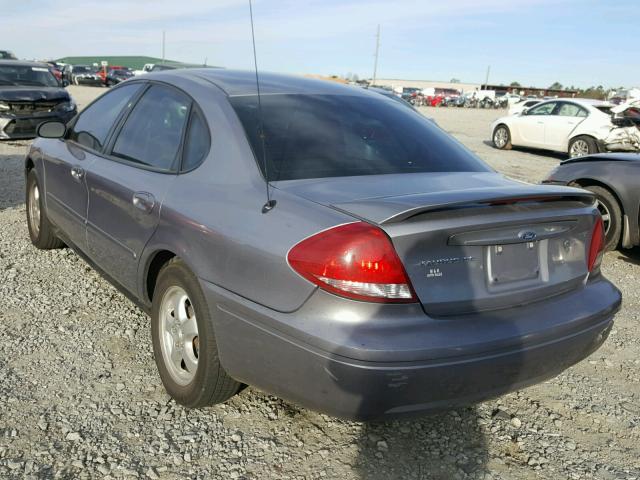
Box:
(132, 192), (156, 213)
(70, 166), (84, 181)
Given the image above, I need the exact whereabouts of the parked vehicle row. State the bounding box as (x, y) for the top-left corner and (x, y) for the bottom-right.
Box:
(24, 69), (620, 420)
(62, 64), (135, 87)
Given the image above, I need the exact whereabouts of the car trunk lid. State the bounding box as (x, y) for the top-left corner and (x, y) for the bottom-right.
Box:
(276, 173), (598, 315)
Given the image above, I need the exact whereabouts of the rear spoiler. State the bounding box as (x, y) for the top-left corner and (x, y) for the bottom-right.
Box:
(331, 186), (595, 225)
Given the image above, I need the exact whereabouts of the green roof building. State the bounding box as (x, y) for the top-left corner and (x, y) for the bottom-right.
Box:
(55, 55), (210, 70)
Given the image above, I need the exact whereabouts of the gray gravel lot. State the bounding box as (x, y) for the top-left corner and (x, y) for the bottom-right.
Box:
(0, 86), (639, 479)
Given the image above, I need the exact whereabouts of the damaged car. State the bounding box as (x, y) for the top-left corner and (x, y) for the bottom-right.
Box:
(543, 152), (640, 251)
(491, 98), (640, 158)
(0, 60), (77, 140)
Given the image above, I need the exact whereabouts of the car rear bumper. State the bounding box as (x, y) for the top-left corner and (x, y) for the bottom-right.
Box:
(201, 277), (620, 421)
(0, 111), (75, 140)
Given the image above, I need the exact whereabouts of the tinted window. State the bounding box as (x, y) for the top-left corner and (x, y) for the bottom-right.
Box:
(71, 83), (143, 150)
(112, 85), (190, 170)
(182, 108), (210, 171)
(527, 102), (557, 116)
(557, 103), (587, 117)
(230, 94), (490, 181)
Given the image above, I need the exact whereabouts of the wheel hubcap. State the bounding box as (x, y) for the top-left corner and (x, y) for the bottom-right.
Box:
(28, 183), (41, 236)
(594, 199), (612, 236)
(494, 128), (508, 148)
(159, 286), (199, 386)
(570, 140), (589, 158)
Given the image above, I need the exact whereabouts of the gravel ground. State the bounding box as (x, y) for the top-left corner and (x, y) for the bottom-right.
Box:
(0, 87), (638, 479)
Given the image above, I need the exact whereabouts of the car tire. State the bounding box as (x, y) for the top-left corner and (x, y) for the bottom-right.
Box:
(583, 185), (622, 251)
(151, 258), (241, 408)
(26, 170), (65, 250)
(493, 124), (512, 150)
(568, 136), (598, 158)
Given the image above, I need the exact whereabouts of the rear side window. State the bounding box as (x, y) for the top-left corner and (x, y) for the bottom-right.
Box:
(71, 83), (143, 151)
(111, 85), (190, 171)
(181, 108), (210, 171)
(557, 103), (587, 117)
(230, 94), (490, 181)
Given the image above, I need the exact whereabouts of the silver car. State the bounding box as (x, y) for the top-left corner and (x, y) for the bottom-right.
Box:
(25, 70), (620, 420)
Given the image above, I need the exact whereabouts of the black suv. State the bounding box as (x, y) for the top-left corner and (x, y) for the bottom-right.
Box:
(0, 60), (77, 140)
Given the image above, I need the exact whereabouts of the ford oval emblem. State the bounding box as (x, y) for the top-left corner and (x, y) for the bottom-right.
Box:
(519, 231), (537, 241)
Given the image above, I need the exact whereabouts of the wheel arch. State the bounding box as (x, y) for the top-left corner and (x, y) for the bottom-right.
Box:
(569, 178), (624, 215)
(570, 178), (631, 247)
(25, 156), (35, 173)
(567, 134), (602, 154)
(144, 249), (177, 304)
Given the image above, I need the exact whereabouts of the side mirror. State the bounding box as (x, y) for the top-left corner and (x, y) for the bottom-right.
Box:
(37, 121), (66, 139)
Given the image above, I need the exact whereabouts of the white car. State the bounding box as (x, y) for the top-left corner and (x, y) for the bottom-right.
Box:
(491, 98), (640, 158)
(508, 99), (540, 116)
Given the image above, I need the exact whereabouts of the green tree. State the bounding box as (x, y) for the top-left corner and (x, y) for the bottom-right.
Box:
(549, 82), (563, 90)
(510, 81), (521, 87)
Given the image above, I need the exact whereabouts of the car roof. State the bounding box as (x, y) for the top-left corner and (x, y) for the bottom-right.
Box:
(145, 68), (371, 97)
(0, 59), (51, 68)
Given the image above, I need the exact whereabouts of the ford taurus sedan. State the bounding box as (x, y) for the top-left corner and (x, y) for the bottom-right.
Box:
(25, 69), (621, 420)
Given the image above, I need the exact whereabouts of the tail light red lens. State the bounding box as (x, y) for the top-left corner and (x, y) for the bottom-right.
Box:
(587, 216), (604, 272)
(287, 222), (416, 303)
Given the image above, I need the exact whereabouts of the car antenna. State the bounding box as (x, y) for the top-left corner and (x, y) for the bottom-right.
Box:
(249, 0), (276, 214)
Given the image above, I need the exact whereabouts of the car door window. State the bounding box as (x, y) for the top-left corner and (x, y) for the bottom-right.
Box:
(557, 103), (587, 117)
(70, 83), (143, 151)
(181, 107), (210, 172)
(111, 85), (190, 171)
(527, 102), (557, 116)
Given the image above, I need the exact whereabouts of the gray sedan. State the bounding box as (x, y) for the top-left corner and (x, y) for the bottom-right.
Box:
(544, 153), (640, 251)
(25, 69), (620, 420)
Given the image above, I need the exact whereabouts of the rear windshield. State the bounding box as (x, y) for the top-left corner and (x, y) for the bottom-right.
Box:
(230, 94), (490, 181)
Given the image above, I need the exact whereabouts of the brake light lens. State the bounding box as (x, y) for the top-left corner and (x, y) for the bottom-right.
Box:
(587, 216), (604, 272)
(287, 222), (416, 303)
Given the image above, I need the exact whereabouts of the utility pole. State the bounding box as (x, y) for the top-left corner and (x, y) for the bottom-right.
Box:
(372, 24), (380, 86)
(162, 30), (166, 64)
(484, 65), (491, 89)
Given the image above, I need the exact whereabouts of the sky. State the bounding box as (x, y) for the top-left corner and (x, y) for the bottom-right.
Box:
(1, 0), (638, 89)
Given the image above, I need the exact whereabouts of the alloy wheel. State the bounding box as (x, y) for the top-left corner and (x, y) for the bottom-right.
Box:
(570, 139), (590, 158)
(494, 127), (508, 148)
(159, 286), (200, 386)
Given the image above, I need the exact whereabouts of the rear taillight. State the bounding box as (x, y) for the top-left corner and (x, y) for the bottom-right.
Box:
(587, 216), (604, 272)
(287, 222), (416, 303)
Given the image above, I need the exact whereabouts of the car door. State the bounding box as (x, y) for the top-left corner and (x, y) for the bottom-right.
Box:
(544, 102), (588, 151)
(84, 83), (192, 294)
(43, 82), (144, 251)
(513, 101), (558, 148)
